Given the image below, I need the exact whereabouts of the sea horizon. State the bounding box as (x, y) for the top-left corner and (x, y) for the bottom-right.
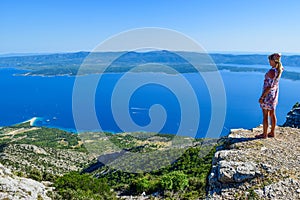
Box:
(1, 50), (300, 58)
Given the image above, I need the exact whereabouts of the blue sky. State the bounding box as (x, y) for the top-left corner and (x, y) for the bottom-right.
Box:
(1, 0), (300, 54)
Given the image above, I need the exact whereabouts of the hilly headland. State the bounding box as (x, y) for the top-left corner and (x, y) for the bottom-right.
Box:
(0, 120), (218, 199)
(0, 103), (299, 199)
(1, 51), (300, 80)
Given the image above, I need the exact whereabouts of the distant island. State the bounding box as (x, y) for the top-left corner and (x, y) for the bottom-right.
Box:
(0, 51), (300, 80)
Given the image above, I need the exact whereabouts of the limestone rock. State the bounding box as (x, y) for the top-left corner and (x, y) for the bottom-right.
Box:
(19, 144), (48, 155)
(217, 161), (260, 183)
(284, 107), (300, 128)
(0, 163), (52, 200)
(207, 126), (300, 200)
(255, 178), (300, 200)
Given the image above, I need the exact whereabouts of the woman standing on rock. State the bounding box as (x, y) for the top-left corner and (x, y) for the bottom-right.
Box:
(257, 53), (283, 139)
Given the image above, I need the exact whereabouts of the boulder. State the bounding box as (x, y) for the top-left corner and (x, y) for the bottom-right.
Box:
(0, 163), (51, 200)
(283, 104), (300, 128)
(217, 161), (260, 183)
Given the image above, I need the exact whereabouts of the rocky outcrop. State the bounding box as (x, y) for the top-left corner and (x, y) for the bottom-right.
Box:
(0, 143), (94, 176)
(216, 160), (260, 184)
(0, 163), (52, 200)
(207, 126), (300, 200)
(18, 144), (48, 155)
(283, 102), (300, 128)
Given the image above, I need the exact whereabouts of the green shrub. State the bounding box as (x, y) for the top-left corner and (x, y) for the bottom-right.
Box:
(160, 171), (189, 191)
(28, 168), (43, 181)
(54, 172), (116, 199)
(130, 176), (159, 194)
(293, 102), (300, 109)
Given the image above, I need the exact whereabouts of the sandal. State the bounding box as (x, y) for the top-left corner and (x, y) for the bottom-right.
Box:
(255, 133), (267, 139)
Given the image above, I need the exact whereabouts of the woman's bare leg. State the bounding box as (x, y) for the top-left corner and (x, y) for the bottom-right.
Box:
(263, 109), (269, 137)
(256, 109), (269, 138)
(269, 109), (276, 137)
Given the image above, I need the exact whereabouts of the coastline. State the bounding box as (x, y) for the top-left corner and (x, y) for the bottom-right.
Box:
(21, 117), (39, 126)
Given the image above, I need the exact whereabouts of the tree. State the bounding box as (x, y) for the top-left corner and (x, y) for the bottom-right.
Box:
(54, 172), (116, 199)
(160, 171), (189, 191)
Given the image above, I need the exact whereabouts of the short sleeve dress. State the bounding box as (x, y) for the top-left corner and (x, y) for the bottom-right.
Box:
(260, 68), (280, 110)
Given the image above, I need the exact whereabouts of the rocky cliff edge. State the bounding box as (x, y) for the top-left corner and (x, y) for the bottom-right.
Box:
(207, 125), (300, 200)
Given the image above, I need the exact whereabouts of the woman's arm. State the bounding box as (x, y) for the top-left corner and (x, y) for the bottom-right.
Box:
(259, 87), (271, 103)
(259, 69), (275, 103)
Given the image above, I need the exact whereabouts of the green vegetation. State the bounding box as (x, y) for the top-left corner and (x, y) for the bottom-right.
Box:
(12, 121), (32, 128)
(0, 123), (92, 180)
(49, 142), (216, 199)
(293, 102), (300, 109)
(53, 172), (117, 200)
(0, 122), (218, 199)
(0, 125), (85, 151)
(160, 171), (189, 191)
(218, 65), (300, 81)
(89, 145), (217, 199)
(1, 51), (300, 81)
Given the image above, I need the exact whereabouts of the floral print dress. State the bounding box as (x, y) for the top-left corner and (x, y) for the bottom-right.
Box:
(260, 68), (280, 110)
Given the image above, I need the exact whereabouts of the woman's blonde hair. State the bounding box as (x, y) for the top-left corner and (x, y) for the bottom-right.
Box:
(268, 53), (283, 79)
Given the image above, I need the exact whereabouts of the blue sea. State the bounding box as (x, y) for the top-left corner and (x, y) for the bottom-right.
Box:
(0, 67), (299, 138)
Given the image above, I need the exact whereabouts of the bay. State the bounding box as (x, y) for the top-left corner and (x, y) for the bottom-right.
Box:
(0, 67), (298, 138)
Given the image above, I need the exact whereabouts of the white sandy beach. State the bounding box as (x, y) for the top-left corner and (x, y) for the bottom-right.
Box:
(22, 117), (38, 126)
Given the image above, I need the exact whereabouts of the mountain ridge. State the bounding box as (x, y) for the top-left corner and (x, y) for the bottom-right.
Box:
(1, 51), (300, 79)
